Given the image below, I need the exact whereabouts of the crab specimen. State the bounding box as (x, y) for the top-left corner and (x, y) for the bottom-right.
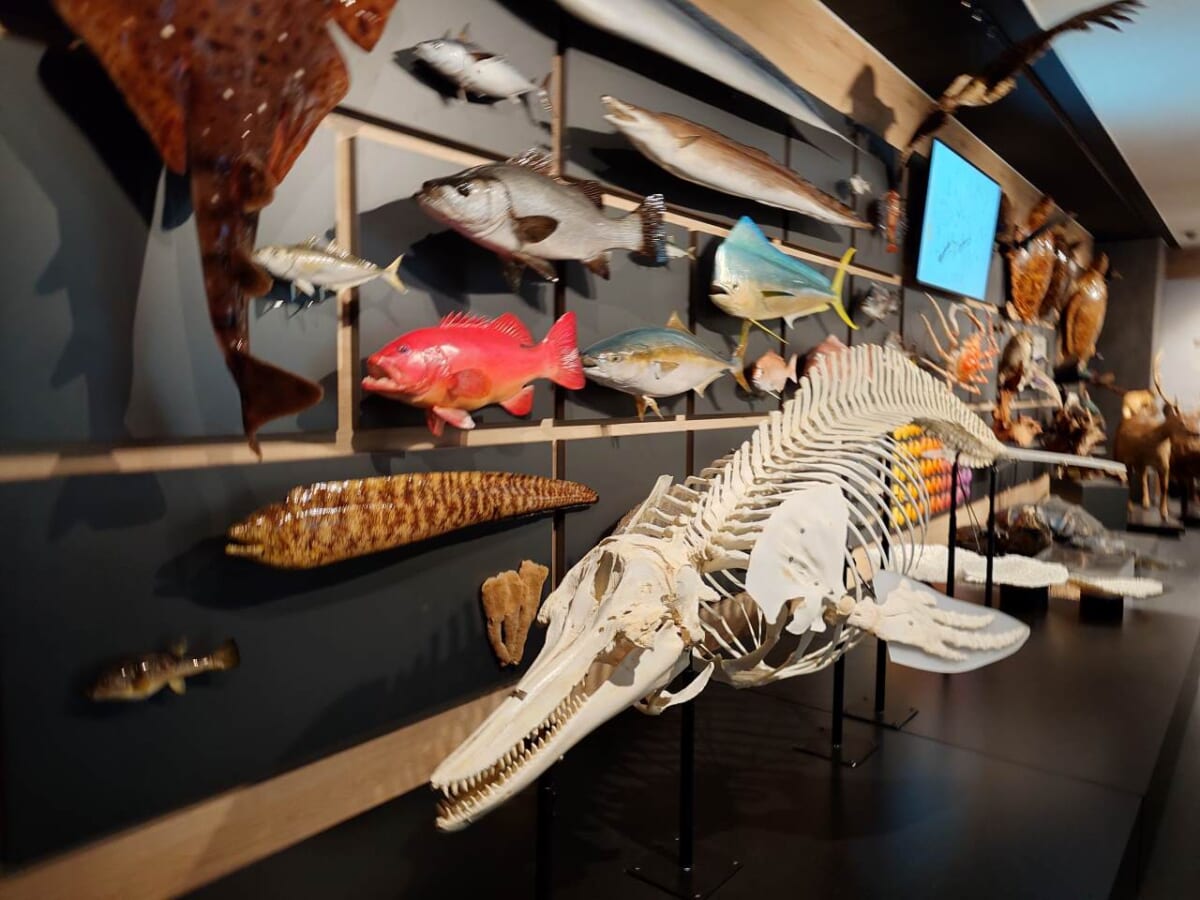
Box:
(916, 295), (1000, 395)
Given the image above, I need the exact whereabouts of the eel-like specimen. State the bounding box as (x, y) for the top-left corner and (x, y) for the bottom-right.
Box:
(51, 0), (398, 452)
(227, 472), (598, 569)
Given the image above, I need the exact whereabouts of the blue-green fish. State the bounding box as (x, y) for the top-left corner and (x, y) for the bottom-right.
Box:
(711, 218), (856, 360)
(582, 313), (749, 419)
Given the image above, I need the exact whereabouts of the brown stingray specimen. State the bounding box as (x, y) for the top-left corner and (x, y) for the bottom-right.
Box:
(51, 0), (398, 452)
(1007, 196), (1057, 323)
(481, 561), (549, 667)
(1060, 253), (1110, 370)
(226, 472), (598, 569)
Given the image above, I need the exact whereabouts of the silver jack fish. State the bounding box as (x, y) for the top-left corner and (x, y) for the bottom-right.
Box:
(416, 150), (666, 288)
(557, 0), (847, 142)
(602, 96), (870, 229)
(413, 26), (551, 110)
(581, 312), (749, 419)
(711, 217), (856, 362)
(253, 239), (406, 299)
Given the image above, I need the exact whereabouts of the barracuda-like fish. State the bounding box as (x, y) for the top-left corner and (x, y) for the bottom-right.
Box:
(253, 239), (406, 300)
(413, 26), (551, 110)
(602, 97), (870, 230)
(416, 150), (666, 288)
(556, 0), (847, 142)
(581, 313), (749, 419)
(711, 217), (856, 361)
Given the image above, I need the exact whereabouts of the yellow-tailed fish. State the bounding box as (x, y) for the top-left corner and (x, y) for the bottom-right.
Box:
(581, 313), (749, 419)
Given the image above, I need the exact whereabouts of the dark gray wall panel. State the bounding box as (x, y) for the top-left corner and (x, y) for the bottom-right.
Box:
(847, 277), (902, 348)
(563, 49), (786, 239)
(355, 143), (557, 430)
(853, 143), (904, 275)
(784, 130), (854, 260)
(0, 446), (553, 863)
(692, 427), (758, 476)
(561, 433), (686, 571)
(334, 0), (556, 158)
(565, 224), (692, 421)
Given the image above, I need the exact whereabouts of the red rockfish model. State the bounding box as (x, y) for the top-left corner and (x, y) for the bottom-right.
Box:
(364, 312), (584, 435)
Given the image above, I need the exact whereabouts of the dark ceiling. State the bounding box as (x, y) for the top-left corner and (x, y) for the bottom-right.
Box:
(823, 0), (1172, 245)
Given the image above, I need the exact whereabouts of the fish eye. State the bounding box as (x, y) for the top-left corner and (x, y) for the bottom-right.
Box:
(456, 184), (473, 197)
(398, 345), (411, 355)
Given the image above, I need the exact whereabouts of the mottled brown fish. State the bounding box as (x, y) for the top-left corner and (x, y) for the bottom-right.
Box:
(1007, 196), (1057, 323)
(88, 639), (240, 702)
(51, 0), (398, 453)
(227, 472), (599, 569)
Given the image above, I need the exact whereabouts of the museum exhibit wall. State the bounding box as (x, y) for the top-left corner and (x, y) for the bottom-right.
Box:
(1155, 267), (1200, 405)
(0, 1), (1095, 894)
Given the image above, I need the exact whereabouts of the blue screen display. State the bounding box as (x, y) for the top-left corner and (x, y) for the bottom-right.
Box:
(916, 141), (1002, 301)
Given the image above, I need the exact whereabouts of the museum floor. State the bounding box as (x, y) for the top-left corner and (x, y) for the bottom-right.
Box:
(193, 530), (1200, 900)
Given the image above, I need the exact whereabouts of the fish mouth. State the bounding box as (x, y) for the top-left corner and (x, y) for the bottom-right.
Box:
(580, 354), (600, 371)
(361, 358), (410, 397)
(709, 283), (731, 296)
(600, 95), (640, 126)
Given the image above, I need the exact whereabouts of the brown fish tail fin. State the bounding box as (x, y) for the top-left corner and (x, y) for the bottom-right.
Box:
(543, 312), (585, 389)
(226, 351), (324, 457)
(634, 194), (667, 263)
(211, 639), (241, 671)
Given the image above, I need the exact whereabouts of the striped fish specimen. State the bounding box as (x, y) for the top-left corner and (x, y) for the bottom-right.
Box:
(227, 472), (597, 569)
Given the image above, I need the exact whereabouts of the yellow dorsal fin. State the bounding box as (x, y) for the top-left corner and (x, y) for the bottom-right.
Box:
(665, 311), (690, 333)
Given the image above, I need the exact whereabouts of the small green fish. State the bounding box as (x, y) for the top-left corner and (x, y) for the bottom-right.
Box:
(581, 313), (748, 418)
(88, 639), (240, 702)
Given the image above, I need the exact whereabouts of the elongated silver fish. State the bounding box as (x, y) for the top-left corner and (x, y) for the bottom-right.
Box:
(557, 0), (846, 141)
(602, 97), (870, 229)
(413, 25), (550, 109)
(581, 312), (748, 418)
(416, 150), (666, 287)
(253, 239), (406, 298)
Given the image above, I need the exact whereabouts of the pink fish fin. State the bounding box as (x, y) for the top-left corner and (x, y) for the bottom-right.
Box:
(491, 312), (534, 344)
(450, 369), (492, 400)
(514, 253), (558, 283)
(425, 409), (446, 437)
(582, 252), (611, 280)
(507, 149), (555, 175)
(543, 312), (584, 389)
(331, 0), (398, 51)
(500, 386), (536, 417)
(439, 311), (495, 329)
(787, 353), (799, 383)
(431, 407), (476, 431)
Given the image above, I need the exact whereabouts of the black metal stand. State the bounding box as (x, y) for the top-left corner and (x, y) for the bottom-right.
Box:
(985, 464), (998, 608)
(797, 656), (879, 766)
(536, 771), (556, 900)
(946, 455), (961, 598)
(845, 636), (919, 730)
(627, 689), (742, 898)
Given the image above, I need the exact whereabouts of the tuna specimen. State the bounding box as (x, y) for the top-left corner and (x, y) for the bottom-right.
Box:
(415, 150), (665, 288)
(363, 312), (584, 436)
(602, 97), (870, 229)
(227, 472), (598, 569)
(412, 26), (550, 109)
(431, 344), (1125, 831)
(581, 313), (748, 419)
(50, 0), (399, 453)
(89, 640), (239, 701)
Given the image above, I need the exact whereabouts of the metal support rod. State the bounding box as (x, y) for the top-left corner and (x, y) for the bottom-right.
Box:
(831, 656), (846, 750)
(536, 771), (556, 900)
(873, 639), (887, 717)
(947, 455), (960, 598)
(679, 699), (695, 873)
(985, 464), (998, 608)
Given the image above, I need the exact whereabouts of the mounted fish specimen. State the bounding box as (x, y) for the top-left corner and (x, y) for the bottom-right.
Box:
(875, 189), (907, 254)
(857, 284), (902, 325)
(481, 561), (550, 667)
(50, 0), (399, 453)
(412, 26), (550, 110)
(1006, 196), (1058, 323)
(750, 351), (797, 398)
(227, 472), (598, 569)
(1040, 233), (1083, 322)
(555, 0), (847, 142)
(416, 150), (665, 288)
(88, 640), (239, 702)
(903, 1), (1143, 163)
(253, 239), (406, 305)
(430, 344), (1126, 831)
(602, 98), (870, 229)
(581, 313), (748, 419)
(916, 296), (999, 395)
(710, 217), (856, 362)
(800, 334), (849, 379)
(363, 312), (583, 436)
(1059, 253), (1110, 373)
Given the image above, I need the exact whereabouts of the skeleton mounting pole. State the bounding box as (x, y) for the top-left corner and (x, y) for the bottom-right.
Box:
(985, 465), (998, 608)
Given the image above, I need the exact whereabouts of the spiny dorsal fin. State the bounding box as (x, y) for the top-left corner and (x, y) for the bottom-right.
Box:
(438, 311), (533, 344)
(507, 149), (555, 176)
(457, 23), (471, 42)
(573, 179), (605, 210)
(665, 311), (691, 334)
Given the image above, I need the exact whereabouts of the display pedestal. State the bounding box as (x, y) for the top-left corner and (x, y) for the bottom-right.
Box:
(844, 640), (918, 730)
(1051, 477), (1128, 531)
(999, 584), (1049, 617)
(796, 657), (878, 767)
(1079, 591), (1125, 624)
(536, 771), (556, 900)
(1126, 506), (1185, 537)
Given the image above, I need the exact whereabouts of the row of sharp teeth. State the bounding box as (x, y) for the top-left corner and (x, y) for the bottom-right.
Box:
(436, 682), (589, 820)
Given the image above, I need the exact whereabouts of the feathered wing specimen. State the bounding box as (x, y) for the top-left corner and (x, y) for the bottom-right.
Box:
(431, 345), (1124, 830)
(51, 0), (398, 452)
(903, 1), (1143, 163)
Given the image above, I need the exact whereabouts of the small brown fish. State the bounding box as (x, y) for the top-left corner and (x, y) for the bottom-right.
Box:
(88, 640), (240, 702)
(750, 351), (797, 397)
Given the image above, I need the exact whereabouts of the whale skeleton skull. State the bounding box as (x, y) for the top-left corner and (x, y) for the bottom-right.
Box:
(432, 344), (1125, 830)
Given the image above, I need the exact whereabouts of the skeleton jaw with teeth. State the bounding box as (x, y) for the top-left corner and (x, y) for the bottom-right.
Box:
(431, 532), (708, 831)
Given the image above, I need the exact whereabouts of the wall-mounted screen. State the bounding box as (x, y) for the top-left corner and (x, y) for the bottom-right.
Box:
(915, 140), (1002, 301)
